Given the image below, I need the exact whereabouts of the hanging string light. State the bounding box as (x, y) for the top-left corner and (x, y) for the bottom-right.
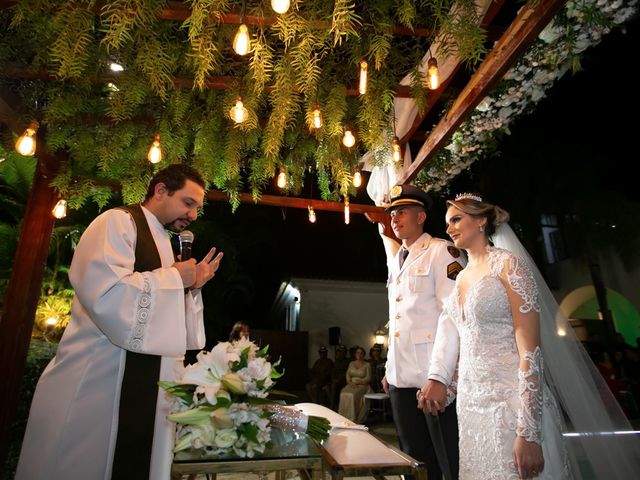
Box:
(109, 62), (124, 72)
(15, 120), (39, 156)
(427, 53), (440, 90)
(233, 23), (251, 55)
(147, 134), (162, 164)
(52, 199), (67, 219)
(229, 97), (248, 123)
(391, 108), (402, 162)
(353, 167), (362, 187)
(391, 136), (402, 163)
(271, 0), (290, 14)
(358, 60), (368, 95)
(344, 196), (350, 224)
(342, 128), (356, 148)
(312, 104), (323, 129)
(277, 167), (287, 188)
(307, 205), (317, 223)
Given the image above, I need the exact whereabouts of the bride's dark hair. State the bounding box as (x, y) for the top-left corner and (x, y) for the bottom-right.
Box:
(446, 193), (510, 237)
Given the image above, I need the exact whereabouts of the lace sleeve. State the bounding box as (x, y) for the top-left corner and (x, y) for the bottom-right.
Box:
(505, 251), (540, 314)
(516, 347), (544, 444)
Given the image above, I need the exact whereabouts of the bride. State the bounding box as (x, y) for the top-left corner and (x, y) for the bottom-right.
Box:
(419, 193), (639, 479)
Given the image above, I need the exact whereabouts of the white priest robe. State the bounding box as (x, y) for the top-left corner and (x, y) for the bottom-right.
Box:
(15, 206), (206, 480)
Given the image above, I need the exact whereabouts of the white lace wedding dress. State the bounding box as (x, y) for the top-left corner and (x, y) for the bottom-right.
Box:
(446, 247), (571, 479)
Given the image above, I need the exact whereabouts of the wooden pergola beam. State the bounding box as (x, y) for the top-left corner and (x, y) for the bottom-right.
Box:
(207, 190), (386, 214)
(397, 0), (568, 185)
(0, 89), (61, 472)
(399, 0), (507, 146)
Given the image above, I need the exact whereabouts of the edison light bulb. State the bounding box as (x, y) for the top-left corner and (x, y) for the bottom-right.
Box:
(342, 129), (356, 148)
(391, 136), (402, 163)
(271, 0), (290, 14)
(308, 205), (317, 223)
(358, 60), (368, 95)
(52, 199), (67, 219)
(277, 168), (286, 188)
(147, 134), (162, 164)
(230, 97), (248, 123)
(109, 62), (124, 72)
(46, 316), (58, 326)
(344, 196), (350, 225)
(427, 57), (440, 90)
(312, 104), (323, 129)
(233, 24), (250, 56)
(353, 169), (362, 187)
(15, 121), (39, 156)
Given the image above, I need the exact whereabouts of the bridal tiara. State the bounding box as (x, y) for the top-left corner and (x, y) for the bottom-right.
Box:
(455, 192), (483, 202)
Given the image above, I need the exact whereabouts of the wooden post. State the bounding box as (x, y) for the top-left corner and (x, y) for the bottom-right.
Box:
(0, 147), (59, 474)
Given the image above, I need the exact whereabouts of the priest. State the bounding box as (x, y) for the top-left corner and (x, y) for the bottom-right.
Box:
(16, 164), (223, 480)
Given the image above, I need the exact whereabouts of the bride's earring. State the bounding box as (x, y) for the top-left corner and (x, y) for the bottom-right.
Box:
(479, 225), (484, 232)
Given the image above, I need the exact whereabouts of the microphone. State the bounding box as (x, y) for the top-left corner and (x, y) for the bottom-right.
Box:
(179, 230), (194, 261)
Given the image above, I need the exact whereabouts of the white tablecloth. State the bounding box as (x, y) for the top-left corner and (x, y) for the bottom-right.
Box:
(295, 403), (410, 466)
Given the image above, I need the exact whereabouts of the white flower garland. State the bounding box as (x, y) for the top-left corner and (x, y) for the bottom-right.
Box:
(414, 0), (638, 192)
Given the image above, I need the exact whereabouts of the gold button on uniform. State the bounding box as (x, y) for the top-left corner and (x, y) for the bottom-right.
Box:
(427, 333), (432, 340)
(394, 331), (400, 337)
(395, 296), (402, 302)
(396, 279), (401, 285)
(395, 314), (401, 319)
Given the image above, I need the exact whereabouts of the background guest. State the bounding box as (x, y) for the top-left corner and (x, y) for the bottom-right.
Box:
(305, 345), (334, 406)
(338, 346), (372, 423)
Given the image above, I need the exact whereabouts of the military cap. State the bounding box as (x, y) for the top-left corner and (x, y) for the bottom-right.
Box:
(336, 344), (347, 351)
(318, 345), (328, 352)
(371, 344), (382, 351)
(385, 184), (433, 212)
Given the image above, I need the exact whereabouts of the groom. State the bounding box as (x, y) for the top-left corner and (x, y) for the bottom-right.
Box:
(367, 184), (464, 480)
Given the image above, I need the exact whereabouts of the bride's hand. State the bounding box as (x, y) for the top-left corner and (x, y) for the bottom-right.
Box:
(512, 436), (544, 479)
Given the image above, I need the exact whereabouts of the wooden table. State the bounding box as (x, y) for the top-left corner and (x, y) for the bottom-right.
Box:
(171, 428), (323, 480)
(295, 403), (427, 480)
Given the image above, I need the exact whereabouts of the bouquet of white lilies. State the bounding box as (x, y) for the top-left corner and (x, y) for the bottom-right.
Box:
(160, 338), (330, 458)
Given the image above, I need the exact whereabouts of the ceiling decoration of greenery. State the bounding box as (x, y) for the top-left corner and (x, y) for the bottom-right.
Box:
(0, 0), (485, 210)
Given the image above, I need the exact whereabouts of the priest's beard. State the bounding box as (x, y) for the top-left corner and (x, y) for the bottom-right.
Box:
(164, 217), (191, 232)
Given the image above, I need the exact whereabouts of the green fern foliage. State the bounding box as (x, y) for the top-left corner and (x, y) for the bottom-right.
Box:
(0, 0), (492, 208)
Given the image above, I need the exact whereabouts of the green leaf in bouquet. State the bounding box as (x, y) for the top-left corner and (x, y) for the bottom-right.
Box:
(240, 422), (259, 443)
(167, 406), (215, 426)
(213, 395), (232, 409)
(158, 381), (196, 405)
(267, 389), (298, 398)
(270, 359), (285, 380)
(256, 344), (270, 358)
(231, 347), (250, 371)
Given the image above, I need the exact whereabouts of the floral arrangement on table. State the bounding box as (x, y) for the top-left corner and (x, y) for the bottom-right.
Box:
(413, 0), (638, 193)
(159, 338), (330, 458)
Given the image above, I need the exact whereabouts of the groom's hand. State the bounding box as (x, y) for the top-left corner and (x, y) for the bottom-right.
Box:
(418, 379), (447, 415)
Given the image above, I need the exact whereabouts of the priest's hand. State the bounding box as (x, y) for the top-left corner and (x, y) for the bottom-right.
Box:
(193, 247), (224, 289)
(418, 379), (446, 415)
(174, 259), (197, 288)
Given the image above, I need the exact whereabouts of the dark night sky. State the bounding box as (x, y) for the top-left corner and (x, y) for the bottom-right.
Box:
(198, 13), (640, 334)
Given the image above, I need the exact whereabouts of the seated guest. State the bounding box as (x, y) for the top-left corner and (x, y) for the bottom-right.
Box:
(229, 320), (250, 342)
(305, 346), (334, 405)
(368, 344), (385, 392)
(338, 346), (372, 423)
(329, 345), (349, 409)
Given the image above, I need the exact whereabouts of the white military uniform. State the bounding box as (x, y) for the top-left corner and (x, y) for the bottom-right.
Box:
(384, 232), (466, 389)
